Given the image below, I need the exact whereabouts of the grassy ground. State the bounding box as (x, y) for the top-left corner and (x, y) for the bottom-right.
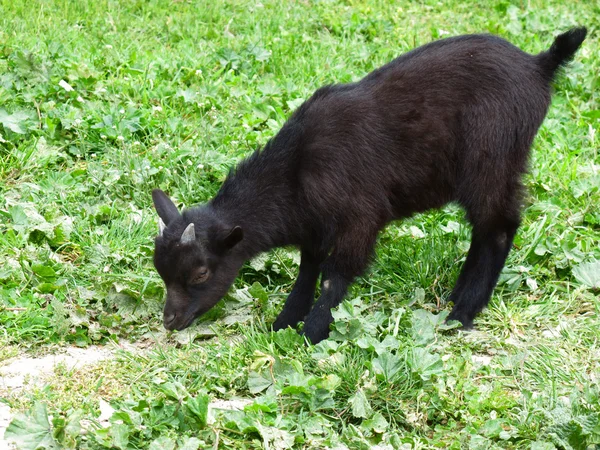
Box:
(0, 0), (599, 448)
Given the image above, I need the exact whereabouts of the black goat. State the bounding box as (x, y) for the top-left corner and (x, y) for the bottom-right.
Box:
(152, 28), (586, 344)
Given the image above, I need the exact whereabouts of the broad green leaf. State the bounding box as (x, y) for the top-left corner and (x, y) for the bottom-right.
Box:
(356, 334), (400, 355)
(577, 413), (600, 437)
(372, 352), (403, 382)
(505, 5), (523, 34)
(249, 45), (271, 61)
(227, 288), (254, 304)
(4, 402), (59, 450)
(530, 442), (557, 450)
(0, 108), (30, 134)
(35, 137), (63, 166)
(547, 420), (587, 450)
(572, 260), (600, 288)
(111, 408), (142, 427)
(272, 327), (304, 349)
(349, 389), (372, 418)
(248, 281), (269, 304)
(274, 358), (304, 380)
(179, 437), (202, 450)
(411, 309), (438, 346)
(92, 423), (129, 449)
(177, 88), (197, 103)
(149, 437), (176, 450)
(569, 175), (600, 198)
(314, 374), (341, 392)
(286, 98), (304, 111)
(31, 264), (57, 280)
(410, 347), (443, 381)
(413, 287), (426, 303)
(52, 409), (82, 449)
(582, 109), (600, 119)
(185, 394), (209, 427)
(331, 298), (367, 321)
(469, 435), (494, 450)
(62, 409), (82, 443)
(281, 382), (310, 396)
(361, 412), (389, 434)
(246, 397), (278, 414)
(311, 340), (340, 361)
(249, 253), (269, 271)
(221, 409), (258, 434)
(9, 203), (55, 239)
(330, 298), (375, 340)
(172, 323), (217, 345)
(302, 415), (330, 439)
(259, 426), (295, 450)
(10, 205), (28, 225)
(247, 371), (273, 394)
(158, 381), (189, 401)
(37, 282), (60, 293)
(310, 388), (336, 411)
(331, 317), (363, 340)
(480, 418), (506, 438)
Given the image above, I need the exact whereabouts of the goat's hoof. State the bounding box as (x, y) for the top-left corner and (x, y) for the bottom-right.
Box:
(301, 327), (330, 345)
(271, 322), (288, 332)
(272, 316), (300, 332)
(446, 313), (474, 330)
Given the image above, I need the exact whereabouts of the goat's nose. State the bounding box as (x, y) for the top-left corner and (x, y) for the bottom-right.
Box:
(163, 312), (176, 328)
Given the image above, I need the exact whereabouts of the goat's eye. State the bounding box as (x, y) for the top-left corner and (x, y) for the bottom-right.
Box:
(190, 267), (210, 285)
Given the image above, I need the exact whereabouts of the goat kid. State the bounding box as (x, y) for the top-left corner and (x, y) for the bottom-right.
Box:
(152, 28), (586, 344)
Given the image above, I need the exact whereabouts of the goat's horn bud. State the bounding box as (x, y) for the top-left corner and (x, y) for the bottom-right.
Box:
(158, 218), (167, 236)
(180, 223), (195, 244)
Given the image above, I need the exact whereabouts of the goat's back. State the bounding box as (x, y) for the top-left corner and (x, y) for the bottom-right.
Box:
(290, 34), (558, 227)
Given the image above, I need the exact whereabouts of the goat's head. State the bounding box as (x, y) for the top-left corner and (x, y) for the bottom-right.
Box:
(151, 189), (244, 331)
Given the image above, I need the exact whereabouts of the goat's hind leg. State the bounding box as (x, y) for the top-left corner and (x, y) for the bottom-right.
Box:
(448, 194), (522, 328)
(448, 101), (534, 327)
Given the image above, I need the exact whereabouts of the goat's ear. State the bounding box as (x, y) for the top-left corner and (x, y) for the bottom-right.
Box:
(217, 226), (243, 251)
(152, 189), (180, 225)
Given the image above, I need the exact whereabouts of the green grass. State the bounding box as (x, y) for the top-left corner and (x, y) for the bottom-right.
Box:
(1, 0), (599, 448)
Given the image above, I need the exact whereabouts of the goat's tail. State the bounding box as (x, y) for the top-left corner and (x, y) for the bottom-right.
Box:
(536, 27), (587, 80)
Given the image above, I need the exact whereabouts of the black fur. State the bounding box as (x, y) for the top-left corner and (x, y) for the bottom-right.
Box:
(152, 28), (586, 344)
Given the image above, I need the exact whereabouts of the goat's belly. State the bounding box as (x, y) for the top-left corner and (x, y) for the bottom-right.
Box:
(388, 178), (455, 219)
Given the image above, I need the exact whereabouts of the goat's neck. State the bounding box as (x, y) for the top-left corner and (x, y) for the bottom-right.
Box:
(211, 160), (301, 259)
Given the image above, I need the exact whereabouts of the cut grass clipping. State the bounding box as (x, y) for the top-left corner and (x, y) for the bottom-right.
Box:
(1, 0), (599, 449)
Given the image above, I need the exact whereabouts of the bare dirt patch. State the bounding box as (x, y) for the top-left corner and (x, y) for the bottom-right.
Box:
(0, 341), (140, 448)
(0, 340), (255, 448)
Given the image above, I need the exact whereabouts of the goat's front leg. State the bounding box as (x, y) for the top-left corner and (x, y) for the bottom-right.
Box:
(302, 230), (377, 344)
(302, 272), (352, 344)
(273, 248), (323, 331)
